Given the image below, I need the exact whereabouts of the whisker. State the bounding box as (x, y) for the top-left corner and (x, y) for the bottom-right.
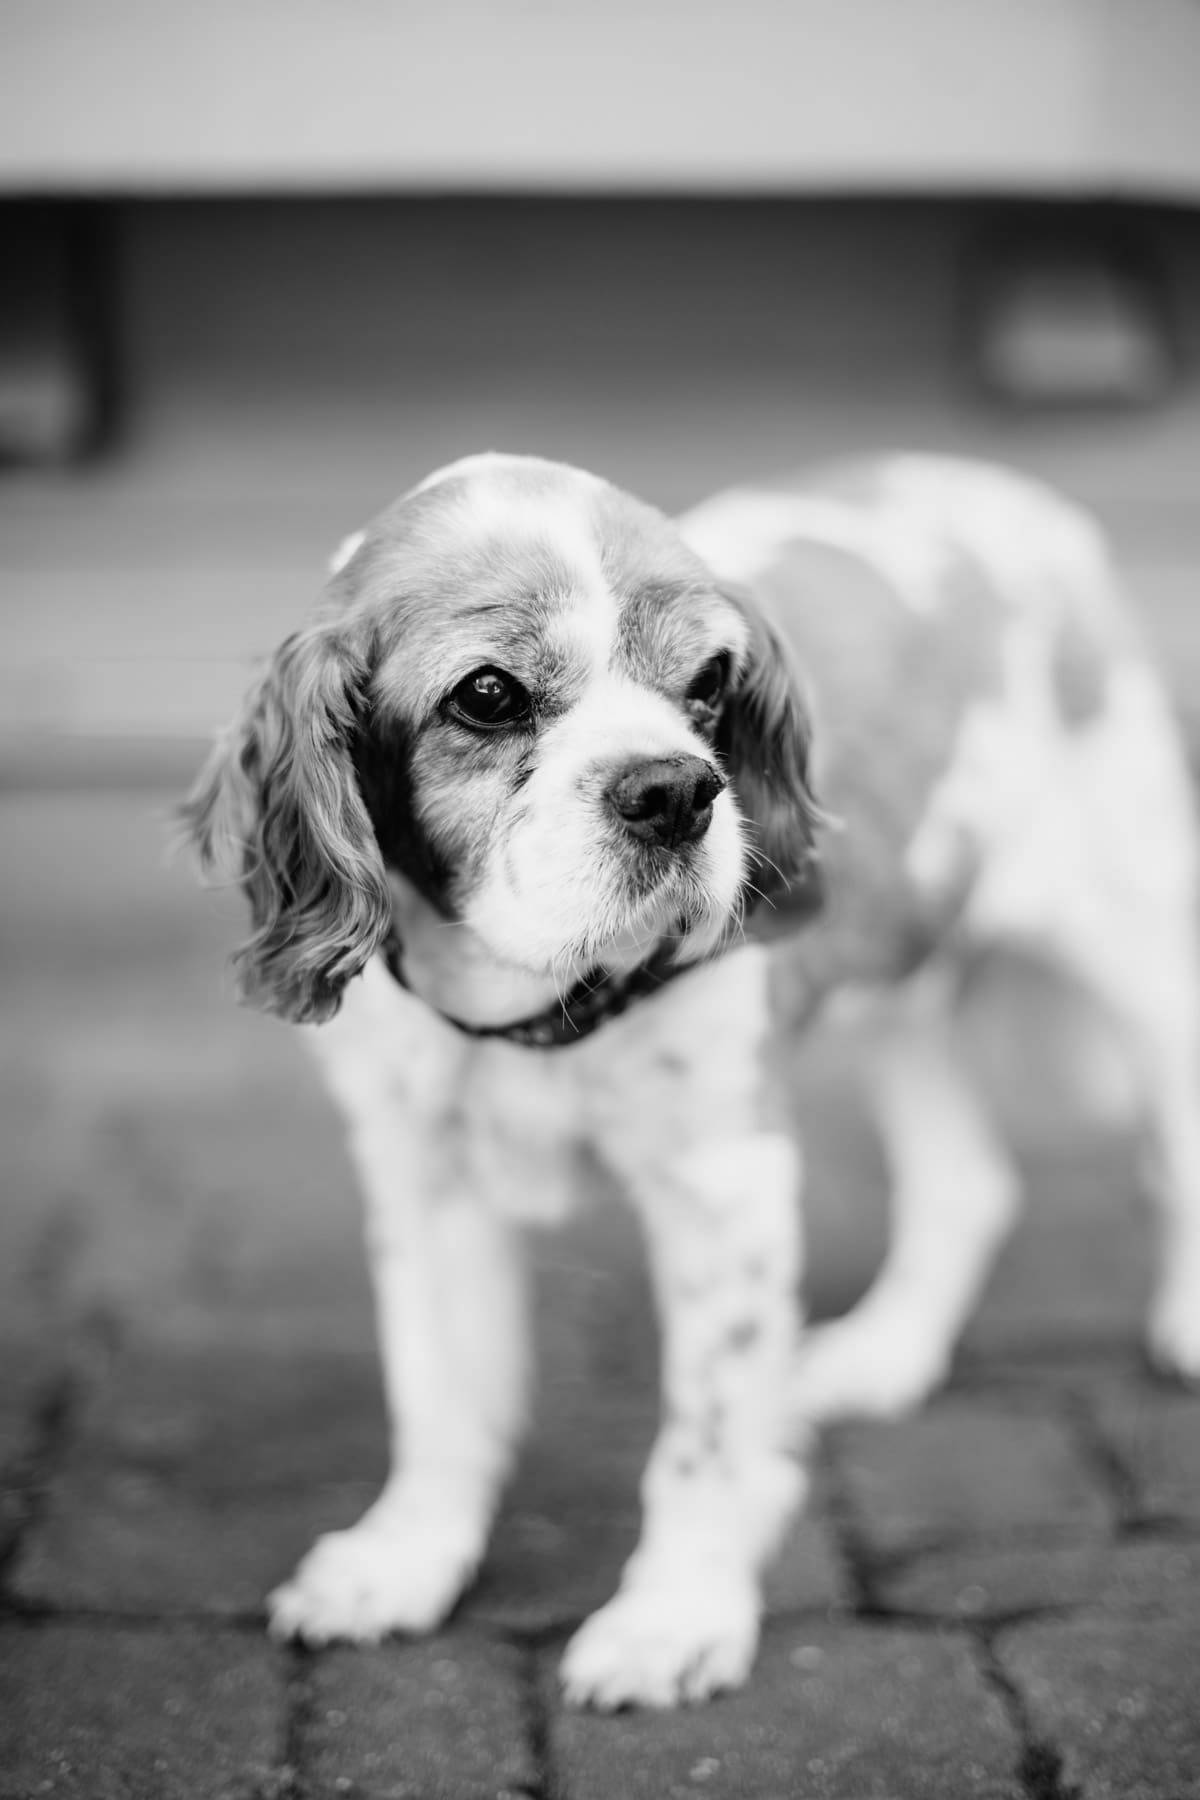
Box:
(741, 880), (777, 911)
(750, 848), (790, 887)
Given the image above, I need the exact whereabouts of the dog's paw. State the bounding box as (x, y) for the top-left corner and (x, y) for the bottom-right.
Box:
(1146, 1273), (1200, 1387)
(268, 1514), (479, 1646)
(560, 1579), (760, 1710)
(791, 1305), (950, 1424)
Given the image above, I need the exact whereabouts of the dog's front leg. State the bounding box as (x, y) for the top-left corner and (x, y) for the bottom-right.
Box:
(561, 1133), (806, 1709)
(269, 1109), (529, 1645)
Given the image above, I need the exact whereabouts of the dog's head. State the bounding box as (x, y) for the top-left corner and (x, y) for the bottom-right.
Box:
(181, 454), (822, 1023)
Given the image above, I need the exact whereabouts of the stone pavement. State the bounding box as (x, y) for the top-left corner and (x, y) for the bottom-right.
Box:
(2, 790), (1199, 1800)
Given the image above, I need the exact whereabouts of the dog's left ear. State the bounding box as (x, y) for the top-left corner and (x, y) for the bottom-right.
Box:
(717, 589), (824, 928)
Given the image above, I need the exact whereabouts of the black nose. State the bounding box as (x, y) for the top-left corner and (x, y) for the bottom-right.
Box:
(607, 756), (726, 849)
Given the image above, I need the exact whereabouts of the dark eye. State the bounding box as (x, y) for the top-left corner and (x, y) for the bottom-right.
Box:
(685, 652), (730, 712)
(444, 666), (533, 731)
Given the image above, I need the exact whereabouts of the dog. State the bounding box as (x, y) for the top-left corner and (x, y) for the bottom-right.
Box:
(183, 451), (1200, 1709)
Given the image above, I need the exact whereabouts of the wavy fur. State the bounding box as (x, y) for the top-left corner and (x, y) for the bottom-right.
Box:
(180, 626), (392, 1023)
(718, 591), (824, 925)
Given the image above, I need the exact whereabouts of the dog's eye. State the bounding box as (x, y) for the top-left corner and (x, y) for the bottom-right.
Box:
(685, 653), (730, 713)
(445, 666), (533, 731)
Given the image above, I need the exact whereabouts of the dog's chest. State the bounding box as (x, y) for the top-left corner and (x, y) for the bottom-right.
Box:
(311, 949), (781, 1224)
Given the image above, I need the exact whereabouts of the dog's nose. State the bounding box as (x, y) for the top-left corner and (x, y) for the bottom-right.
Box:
(607, 756), (726, 849)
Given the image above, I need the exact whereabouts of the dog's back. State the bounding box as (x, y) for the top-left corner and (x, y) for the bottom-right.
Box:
(681, 455), (1196, 1008)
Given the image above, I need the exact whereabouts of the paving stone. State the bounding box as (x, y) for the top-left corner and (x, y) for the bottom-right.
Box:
(59, 1341), (389, 1496)
(1088, 1377), (1200, 1527)
(301, 1635), (536, 1799)
(832, 1398), (1113, 1561)
(13, 1470), (377, 1616)
(877, 1534), (1200, 1621)
(999, 1610), (1200, 1799)
(12, 1343), (386, 1614)
(0, 1620), (282, 1799)
(546, 1619), (1022, 1800)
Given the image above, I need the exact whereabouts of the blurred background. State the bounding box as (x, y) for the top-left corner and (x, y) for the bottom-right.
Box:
(3, 0), (1200, 1356)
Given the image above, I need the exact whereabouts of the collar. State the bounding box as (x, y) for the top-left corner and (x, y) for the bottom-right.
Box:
(380, 928), (688, 1049)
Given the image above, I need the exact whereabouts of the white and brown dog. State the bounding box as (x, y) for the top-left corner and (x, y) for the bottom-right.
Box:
(184, 451), (1200, 1709)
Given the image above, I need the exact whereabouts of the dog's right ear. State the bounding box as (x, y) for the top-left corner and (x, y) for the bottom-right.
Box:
(717, 586), (825, 930)
(179, 624), (392, 1024)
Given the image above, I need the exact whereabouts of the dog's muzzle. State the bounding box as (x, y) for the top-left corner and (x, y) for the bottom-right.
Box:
(606, 755), (725, 850)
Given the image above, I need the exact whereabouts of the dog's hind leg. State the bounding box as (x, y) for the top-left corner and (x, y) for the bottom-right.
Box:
(1113, 956), (1200, 1386)
(792, 977), (1022, 1423)
(1051, 885), (1200, 1386)
(1028, 662), (1200, 1385)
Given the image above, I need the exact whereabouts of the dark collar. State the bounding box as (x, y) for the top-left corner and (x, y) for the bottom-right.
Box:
(380, 928), (687, 1049)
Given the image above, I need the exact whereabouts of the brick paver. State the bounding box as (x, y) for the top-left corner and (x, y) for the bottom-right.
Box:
(831, 1398), (1115, 1563)
(0, 1622), (282, 1800)
(300, 1637), (537, 1799)
(547, 1620), (1023, 1800)
(1087, 1379), (1200, 1528)
(10, 1345), (386, 1617)
(877, 1533), (1200, 1622)
(999, 1611), (1200, 1800)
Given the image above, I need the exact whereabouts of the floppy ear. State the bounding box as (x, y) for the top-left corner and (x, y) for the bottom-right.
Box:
(180, 625), (392, 1023)
(718, 591), (824, 930)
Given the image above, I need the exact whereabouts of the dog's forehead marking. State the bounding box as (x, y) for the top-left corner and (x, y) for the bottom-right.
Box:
(392, 456), (737, 694)
(587, 489), (748, 687)
(357, 462), (626, 713)
(408, 450), (607, 503)
(419, 457), (623, 675)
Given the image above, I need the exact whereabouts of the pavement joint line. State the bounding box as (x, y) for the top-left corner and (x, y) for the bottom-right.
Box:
(518, 1640), (558, 1800)
(953, 1340), (1144, 1376)
(808, 1435), (884, 1614)
(0, 1361), (81, 1598)
(1055, 1388), (1143, 1536)
(274, 1640), (316, 1800)
(869, 1515), (1186, 1577)
(1113, 1512), (1200, 1544)
(833, 1519), (1126, 1562)
(0, 1598), (271, 1633)
(975, 1625), (1083, 1800)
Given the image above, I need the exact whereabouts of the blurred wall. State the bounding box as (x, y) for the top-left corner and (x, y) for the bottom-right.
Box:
(2, 196), (1200, 766)
(2, 0), (1200, 197)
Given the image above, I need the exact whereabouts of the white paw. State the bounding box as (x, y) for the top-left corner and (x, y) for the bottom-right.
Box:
(560, 1579), (760, 1710)
(268, 1512), (480, 1646)
(791, 1307), (950, 1424)
(1147, 1274), (1200, 1386)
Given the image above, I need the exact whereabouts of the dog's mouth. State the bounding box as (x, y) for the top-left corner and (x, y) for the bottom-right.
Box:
(568, 845), (736, 971)
(612, 833), (698, 901)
